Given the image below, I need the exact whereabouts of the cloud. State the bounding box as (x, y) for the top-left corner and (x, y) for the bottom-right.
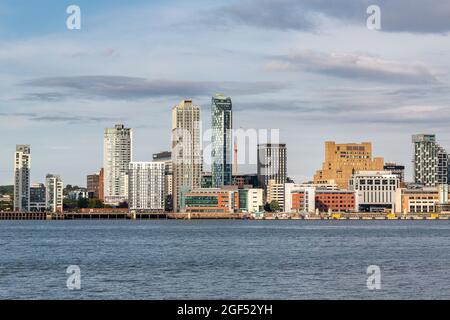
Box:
(20, 76), (286, 101)
(217, 0), (450, 34)
(0, 112), (118, 124)
(265, 51), (438, 84)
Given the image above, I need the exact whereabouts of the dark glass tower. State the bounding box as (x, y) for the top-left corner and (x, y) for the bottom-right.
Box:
(211, 94), (232, 187)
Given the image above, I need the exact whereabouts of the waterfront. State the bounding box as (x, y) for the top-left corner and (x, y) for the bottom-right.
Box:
(0, 220), (449, 299)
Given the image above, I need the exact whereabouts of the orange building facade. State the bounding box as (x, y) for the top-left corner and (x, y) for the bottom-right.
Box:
(314, 141), (384, 189)
(292, 190), (356, 213)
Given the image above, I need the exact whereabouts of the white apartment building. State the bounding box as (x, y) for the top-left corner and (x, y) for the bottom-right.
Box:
(14, 144), (31, 212)
(246, 188), (264, 213)
(350, 171), (400, 212)
(104, 124), (133, 205)
(128, 162), (165, 212)
(412, 134), (449, 187)
(46, 174), (63, 213)
(284, 182), (338, 213)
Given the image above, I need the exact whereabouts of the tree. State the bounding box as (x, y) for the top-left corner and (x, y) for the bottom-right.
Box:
(269, 200), (280, 212)
(77, 197), (89, 209)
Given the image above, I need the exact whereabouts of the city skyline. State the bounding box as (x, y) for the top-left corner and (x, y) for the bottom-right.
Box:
(2, 0), (450, 186)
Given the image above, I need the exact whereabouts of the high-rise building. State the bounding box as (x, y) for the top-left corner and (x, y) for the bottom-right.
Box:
(384, 162), (405, 183)
(128, 162), (165, 212)
(314, 141), (384, 189)
(45, 174), (63, 213)
(30, 183), (46, 212)
(14, 144), (31, 212)
(103, 124), (133, 205)
(87, 173), (100, 199)
(211, 94), (233, 187)
(257, 143), (287, 191)
(171, 100), (202, 212)
(412, 134), (449, 187)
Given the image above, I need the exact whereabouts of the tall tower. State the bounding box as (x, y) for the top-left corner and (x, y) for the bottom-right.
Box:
(14, 145), (31, 212)
(412, 134), (449, 187)
(103, 124), (133, 205)
(257, 143), (287, 191)
(171, 100), (202, 212)
(211, 94), (232, 187)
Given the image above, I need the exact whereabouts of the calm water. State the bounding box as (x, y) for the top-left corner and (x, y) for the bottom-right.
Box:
(0, 220), (449, 299)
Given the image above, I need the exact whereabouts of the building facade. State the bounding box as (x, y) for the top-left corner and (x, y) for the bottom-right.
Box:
(184, 188), (238, 214)
(412, 134), (449, 187)
(171, 100), (203, 212)
(46, 174), (63, 213)
(103, 124), (133, 205)
(384, 162), (405, 183)
(87, 173), (100, 199)
(314, 141), (384, 189)
(266, 180), (285, 211)
(291, 189), (356, 213)
(349, 171), (400, 212)
(211, 94), (233, 188)
(153, 151), (173, 198)
(128, 162), (165, 212)
(394, 187), (440, 214)
(257, 143), (287, 192)
(30, 183), (46, 212)
(14, 144), (31, 212)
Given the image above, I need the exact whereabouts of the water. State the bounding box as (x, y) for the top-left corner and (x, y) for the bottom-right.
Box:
(0, 220), (449, 299)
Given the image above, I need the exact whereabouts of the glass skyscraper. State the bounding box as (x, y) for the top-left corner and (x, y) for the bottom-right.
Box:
(211, 94), (233, 187)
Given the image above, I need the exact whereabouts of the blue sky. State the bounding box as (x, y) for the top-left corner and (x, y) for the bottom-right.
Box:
(1, 0), (450, 186)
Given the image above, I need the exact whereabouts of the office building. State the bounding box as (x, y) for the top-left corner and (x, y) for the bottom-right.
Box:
(30, 183), (46, 212)
(171, 100), (202, 212)
(349, 171), (400, 212)
(211, 94), (233, 187)
(103, 124), (133, 205)
(14, 144), (31, 212)
(412, 134), (449, 187)
(394, 187), (440, 214)
(46, 174), (64, 213)
(257, 143), (287, 191)
(184, 187), (239, 214)
(314, 141), (384, 189)
(87, 173), (100, 199)
(128, 162), (165, 212)
(291, 189), (356, 213)
(384, 162), (405, 183)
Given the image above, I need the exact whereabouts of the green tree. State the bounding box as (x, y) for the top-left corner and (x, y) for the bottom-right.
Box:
(77, 197), (89, 209)
(269, 200), (280, 212)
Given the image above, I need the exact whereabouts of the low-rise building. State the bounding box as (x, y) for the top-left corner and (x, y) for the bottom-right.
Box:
(349, 171), (399, 212)
(184, 187), (239, 214)
(291, 189), (356, 213)
(395, 184), (448, 214)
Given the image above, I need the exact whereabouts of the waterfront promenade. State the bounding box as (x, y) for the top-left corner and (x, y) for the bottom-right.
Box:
(1, 211), (449, 220)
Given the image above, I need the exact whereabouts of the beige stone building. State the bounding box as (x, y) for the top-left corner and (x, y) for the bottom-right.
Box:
(314, 141), (384, 189)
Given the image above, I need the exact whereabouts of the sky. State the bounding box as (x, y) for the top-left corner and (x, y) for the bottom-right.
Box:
(1, 0), (450, 186)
